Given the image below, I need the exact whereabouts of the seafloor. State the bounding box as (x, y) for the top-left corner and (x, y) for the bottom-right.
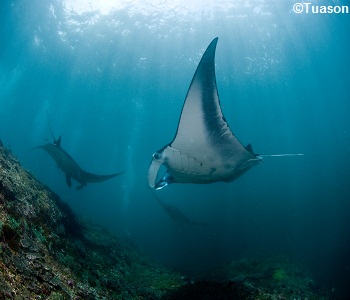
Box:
(0, 140), (333, 299)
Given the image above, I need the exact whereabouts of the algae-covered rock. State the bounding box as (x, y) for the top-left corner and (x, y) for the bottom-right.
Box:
(192, 256), (333, 300)
(272, 268), (287, 281)
(0, 142), (185, 299)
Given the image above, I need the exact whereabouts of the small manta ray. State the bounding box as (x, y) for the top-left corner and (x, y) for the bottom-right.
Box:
(148, 37), (303, 190)
(34, 135), (124, 190)
(152, 193), (207, 226)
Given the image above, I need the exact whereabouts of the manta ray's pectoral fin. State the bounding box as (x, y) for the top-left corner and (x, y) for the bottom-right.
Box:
(76, 184), (86, 190)
(65, 174), (72, 188)
(148, 148), (176, 190)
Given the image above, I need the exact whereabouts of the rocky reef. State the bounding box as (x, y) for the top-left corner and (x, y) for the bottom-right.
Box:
(0, 140), (334, 299)
(0, 140), (184, 299)
(184, 256), (334, 300)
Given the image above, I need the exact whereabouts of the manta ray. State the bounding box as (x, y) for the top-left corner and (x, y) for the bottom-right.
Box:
(148, 37), (302, 190)
(35, 136), (124, 190)
(152, 193), (208, 226)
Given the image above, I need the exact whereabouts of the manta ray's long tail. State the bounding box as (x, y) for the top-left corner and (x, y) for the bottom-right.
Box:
(82, 170), (124, 183)
(258, 153), (304, 158)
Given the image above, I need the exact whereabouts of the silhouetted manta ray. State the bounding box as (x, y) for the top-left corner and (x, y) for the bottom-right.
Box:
(148, 37), (303, 190)
(152, 193), (208, 226)
(35, 136), (124, 190)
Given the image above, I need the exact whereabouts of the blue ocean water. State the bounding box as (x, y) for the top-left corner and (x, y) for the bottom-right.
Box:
(1, 0), (349, 298)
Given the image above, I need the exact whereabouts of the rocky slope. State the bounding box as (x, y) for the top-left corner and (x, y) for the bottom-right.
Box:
(0, 140), (184, 299)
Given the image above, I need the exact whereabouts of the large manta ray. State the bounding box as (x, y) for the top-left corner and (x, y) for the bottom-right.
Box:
(148, 37), (262, 190)
(35, 136), (124, 190)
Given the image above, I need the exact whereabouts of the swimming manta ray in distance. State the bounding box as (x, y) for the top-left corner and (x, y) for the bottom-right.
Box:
(152, 193), (208, 226)
(148, 37), (303, 190)
(34, 135), (124, 190)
